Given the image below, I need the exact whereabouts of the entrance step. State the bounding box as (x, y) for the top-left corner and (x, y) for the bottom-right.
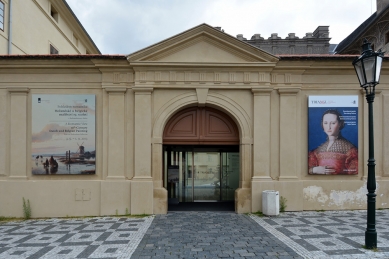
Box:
(168, 202), (234, 211)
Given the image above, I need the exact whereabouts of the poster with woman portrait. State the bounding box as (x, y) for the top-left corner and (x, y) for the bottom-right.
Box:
(31, 94), (96, 175)
(308, 96), (358, 175)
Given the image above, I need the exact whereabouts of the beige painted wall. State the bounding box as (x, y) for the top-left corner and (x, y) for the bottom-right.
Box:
(0, 0), (97, 54)
(0, 27), (388, 217)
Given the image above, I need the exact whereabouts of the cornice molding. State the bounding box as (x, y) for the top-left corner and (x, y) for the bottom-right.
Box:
(129, 62), (277, 68)
(133, 87), (153, 93)
(252, 88), (273, 95)
(7, 87), (30, 93)
(105, 87), (127, 93)
(277, 88), (301, 95)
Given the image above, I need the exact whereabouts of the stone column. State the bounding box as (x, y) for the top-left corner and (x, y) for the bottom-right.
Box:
(105, 88), (127, 180)
(8, 88), (29, 180)
(131, 87), (154, 214)
(278, 88), (300, 180)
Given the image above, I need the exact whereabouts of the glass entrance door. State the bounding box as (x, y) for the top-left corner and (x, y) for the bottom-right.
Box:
(164, 146), (239, 203)
(192, 152), (220, 201)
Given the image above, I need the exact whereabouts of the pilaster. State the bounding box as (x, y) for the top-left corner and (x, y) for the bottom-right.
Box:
(363, 90), (383, 179)
(252, 88), (273, 181)
(105, 87), (127, 180)
(251, 87), (274, 212)
(0, 91), (7, 176)
(235, 138), (252, 213)
(383, 93), (389, 177)
(8, 88), (29, 180)
(152, 137), (167, 214)
(131, 87), (154, 214)
(278, 88), (300, 180)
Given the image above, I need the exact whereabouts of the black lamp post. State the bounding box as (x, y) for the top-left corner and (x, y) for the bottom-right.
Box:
(352, 39), (384, 249)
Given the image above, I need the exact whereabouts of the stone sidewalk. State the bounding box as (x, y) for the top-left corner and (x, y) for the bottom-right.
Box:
(132, 212), (301, 259)
(249, 210), (389, 259)
(0, 210), (389, 258)
(132, 210), (389, 259)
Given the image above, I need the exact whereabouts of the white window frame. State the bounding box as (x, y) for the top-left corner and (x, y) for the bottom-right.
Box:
(49, 43), (59, 54)
(0, 0), (5, 32)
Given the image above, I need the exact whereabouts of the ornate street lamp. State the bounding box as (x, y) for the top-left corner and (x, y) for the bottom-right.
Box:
(352, 39), (384, 249)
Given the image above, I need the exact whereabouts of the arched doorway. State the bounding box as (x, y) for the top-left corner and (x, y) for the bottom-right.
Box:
(163, 106), (240, 209)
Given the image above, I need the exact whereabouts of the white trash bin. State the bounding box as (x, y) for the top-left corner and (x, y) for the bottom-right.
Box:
(262, 190), (279, 216)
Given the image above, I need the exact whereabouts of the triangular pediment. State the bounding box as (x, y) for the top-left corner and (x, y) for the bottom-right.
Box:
(127, 24), (278, 63)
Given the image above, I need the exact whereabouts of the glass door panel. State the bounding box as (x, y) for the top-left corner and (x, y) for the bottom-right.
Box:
(193, 152), (220, 201)
(183, 151), (193, 202)
(166, 150), (180, 204)
(221, 152), (239, 201)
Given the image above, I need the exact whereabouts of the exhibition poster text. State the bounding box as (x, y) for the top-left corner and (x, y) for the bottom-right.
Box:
(31, 94), (96, 175)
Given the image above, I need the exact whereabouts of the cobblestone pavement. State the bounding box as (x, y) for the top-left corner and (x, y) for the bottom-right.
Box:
(132, 212), (303, 259)
(251, 210), (389, 259)
(1, 210), (389, 258)
(0, 216), (153, 259)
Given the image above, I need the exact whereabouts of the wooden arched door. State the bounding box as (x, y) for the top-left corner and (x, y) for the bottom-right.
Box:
(163, 107), (239, 145)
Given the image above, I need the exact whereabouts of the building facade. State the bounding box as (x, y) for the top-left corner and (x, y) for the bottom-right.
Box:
(336, 0), (389, 54)
(1, 24), (389, 217)
(0, 0), (99, 55)
(239, 26), (331, 55)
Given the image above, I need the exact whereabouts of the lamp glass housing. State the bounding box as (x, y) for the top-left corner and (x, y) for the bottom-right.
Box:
(352, 40), (384, 90)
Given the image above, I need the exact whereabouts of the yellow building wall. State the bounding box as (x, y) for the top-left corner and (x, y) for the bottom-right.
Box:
(0, 0), (94, 54)
(0, 48), (388, 217)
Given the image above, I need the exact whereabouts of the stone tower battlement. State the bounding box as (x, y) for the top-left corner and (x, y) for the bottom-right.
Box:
(237, 26), (331, 55)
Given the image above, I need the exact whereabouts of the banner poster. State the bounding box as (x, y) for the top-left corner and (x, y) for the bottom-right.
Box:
(308, 95), (358, 175)
(32, 94), (96, 175)
(167, 166), (179, 183)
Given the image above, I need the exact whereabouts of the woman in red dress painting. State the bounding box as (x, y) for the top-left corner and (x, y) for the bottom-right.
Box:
(308, 109), (358, 175)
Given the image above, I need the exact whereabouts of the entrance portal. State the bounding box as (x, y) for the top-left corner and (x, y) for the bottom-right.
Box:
(162, 107), (240, 207)
(164, 146), (239, 203)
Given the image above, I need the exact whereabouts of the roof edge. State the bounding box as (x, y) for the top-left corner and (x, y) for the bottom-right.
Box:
(127, 23), (279, 62)
(336, 4), (389, 53)
(0, 54), (126, 59)
(62, 0), (101, 54)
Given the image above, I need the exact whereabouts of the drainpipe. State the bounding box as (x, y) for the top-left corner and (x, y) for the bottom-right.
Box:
(7, 0), (12, 54)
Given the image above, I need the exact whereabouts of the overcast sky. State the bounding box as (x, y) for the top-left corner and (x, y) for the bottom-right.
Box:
(65, 0), (377, 55)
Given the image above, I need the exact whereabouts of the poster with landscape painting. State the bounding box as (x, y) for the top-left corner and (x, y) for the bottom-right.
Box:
(31, 94), (96, 175)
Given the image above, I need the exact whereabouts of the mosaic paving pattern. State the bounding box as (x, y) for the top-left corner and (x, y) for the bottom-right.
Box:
(0, 216), (153, 259)
(251, 210), (389, 259)
(1, 210), (389, 258)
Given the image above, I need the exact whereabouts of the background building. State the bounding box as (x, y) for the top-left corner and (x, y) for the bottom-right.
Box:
(238, 26), (331, 55)
(336, 0), (389, 54)
(0, 0), (100, 54)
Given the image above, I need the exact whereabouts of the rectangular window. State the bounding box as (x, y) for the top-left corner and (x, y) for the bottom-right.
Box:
(50, 4), (58, 22)
(50, 44), (58, 54)
(73, 34), (79, 47)
(385, 32), (389, 45)
(0, 1), (4, 31)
